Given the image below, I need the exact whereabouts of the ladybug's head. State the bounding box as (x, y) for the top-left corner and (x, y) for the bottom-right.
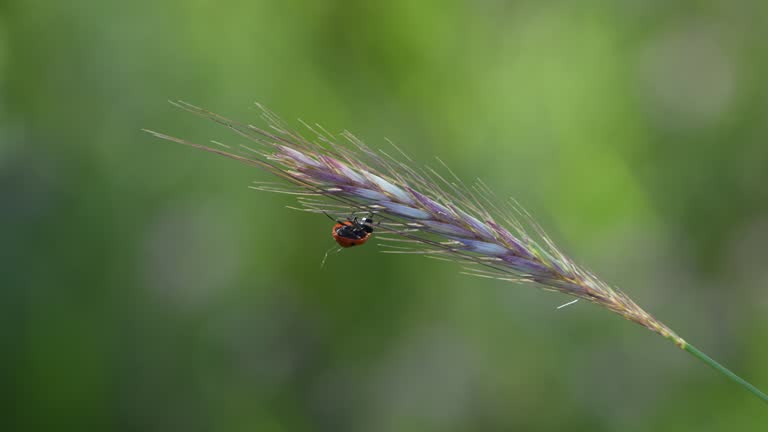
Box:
(361, 217), (374, 233)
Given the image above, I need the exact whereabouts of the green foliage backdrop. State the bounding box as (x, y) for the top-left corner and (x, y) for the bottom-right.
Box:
(2, 1), (767, 430)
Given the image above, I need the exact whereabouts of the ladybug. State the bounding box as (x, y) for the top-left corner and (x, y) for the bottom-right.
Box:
(331, 216), (375, 248)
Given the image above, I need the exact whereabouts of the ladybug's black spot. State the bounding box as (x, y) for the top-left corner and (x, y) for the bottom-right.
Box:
(335, 217), (375, 244)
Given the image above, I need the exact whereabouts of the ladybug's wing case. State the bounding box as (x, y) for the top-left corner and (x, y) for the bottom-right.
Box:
(332, 223), (346, 242)
(332, 222), (371, 247)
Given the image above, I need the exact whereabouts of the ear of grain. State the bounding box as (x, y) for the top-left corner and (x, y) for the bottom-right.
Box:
(144, 101), (768, 404)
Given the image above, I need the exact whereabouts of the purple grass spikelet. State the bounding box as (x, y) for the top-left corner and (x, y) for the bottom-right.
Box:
(143, 101), (684, 348)
(145, 101), (768, 404)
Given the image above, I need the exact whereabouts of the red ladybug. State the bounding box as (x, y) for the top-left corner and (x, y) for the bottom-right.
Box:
(331, 216), (374, 248)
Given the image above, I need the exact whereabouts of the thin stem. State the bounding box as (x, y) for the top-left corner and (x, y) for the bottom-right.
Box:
(682, 342), (768, 404)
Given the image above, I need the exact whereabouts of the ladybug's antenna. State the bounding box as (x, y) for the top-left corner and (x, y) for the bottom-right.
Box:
(321, 210), (343, 223)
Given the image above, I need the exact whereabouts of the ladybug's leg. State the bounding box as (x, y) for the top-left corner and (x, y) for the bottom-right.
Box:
(320, 245), (343, 268)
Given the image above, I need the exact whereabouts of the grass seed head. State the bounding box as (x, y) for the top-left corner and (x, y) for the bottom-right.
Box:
(144, 101), (684, 347)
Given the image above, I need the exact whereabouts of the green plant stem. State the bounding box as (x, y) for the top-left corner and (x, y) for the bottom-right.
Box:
(682, 342), (768, 404)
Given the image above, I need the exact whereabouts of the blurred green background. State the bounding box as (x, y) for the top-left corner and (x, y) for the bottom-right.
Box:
(2, 1), (767, 430)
